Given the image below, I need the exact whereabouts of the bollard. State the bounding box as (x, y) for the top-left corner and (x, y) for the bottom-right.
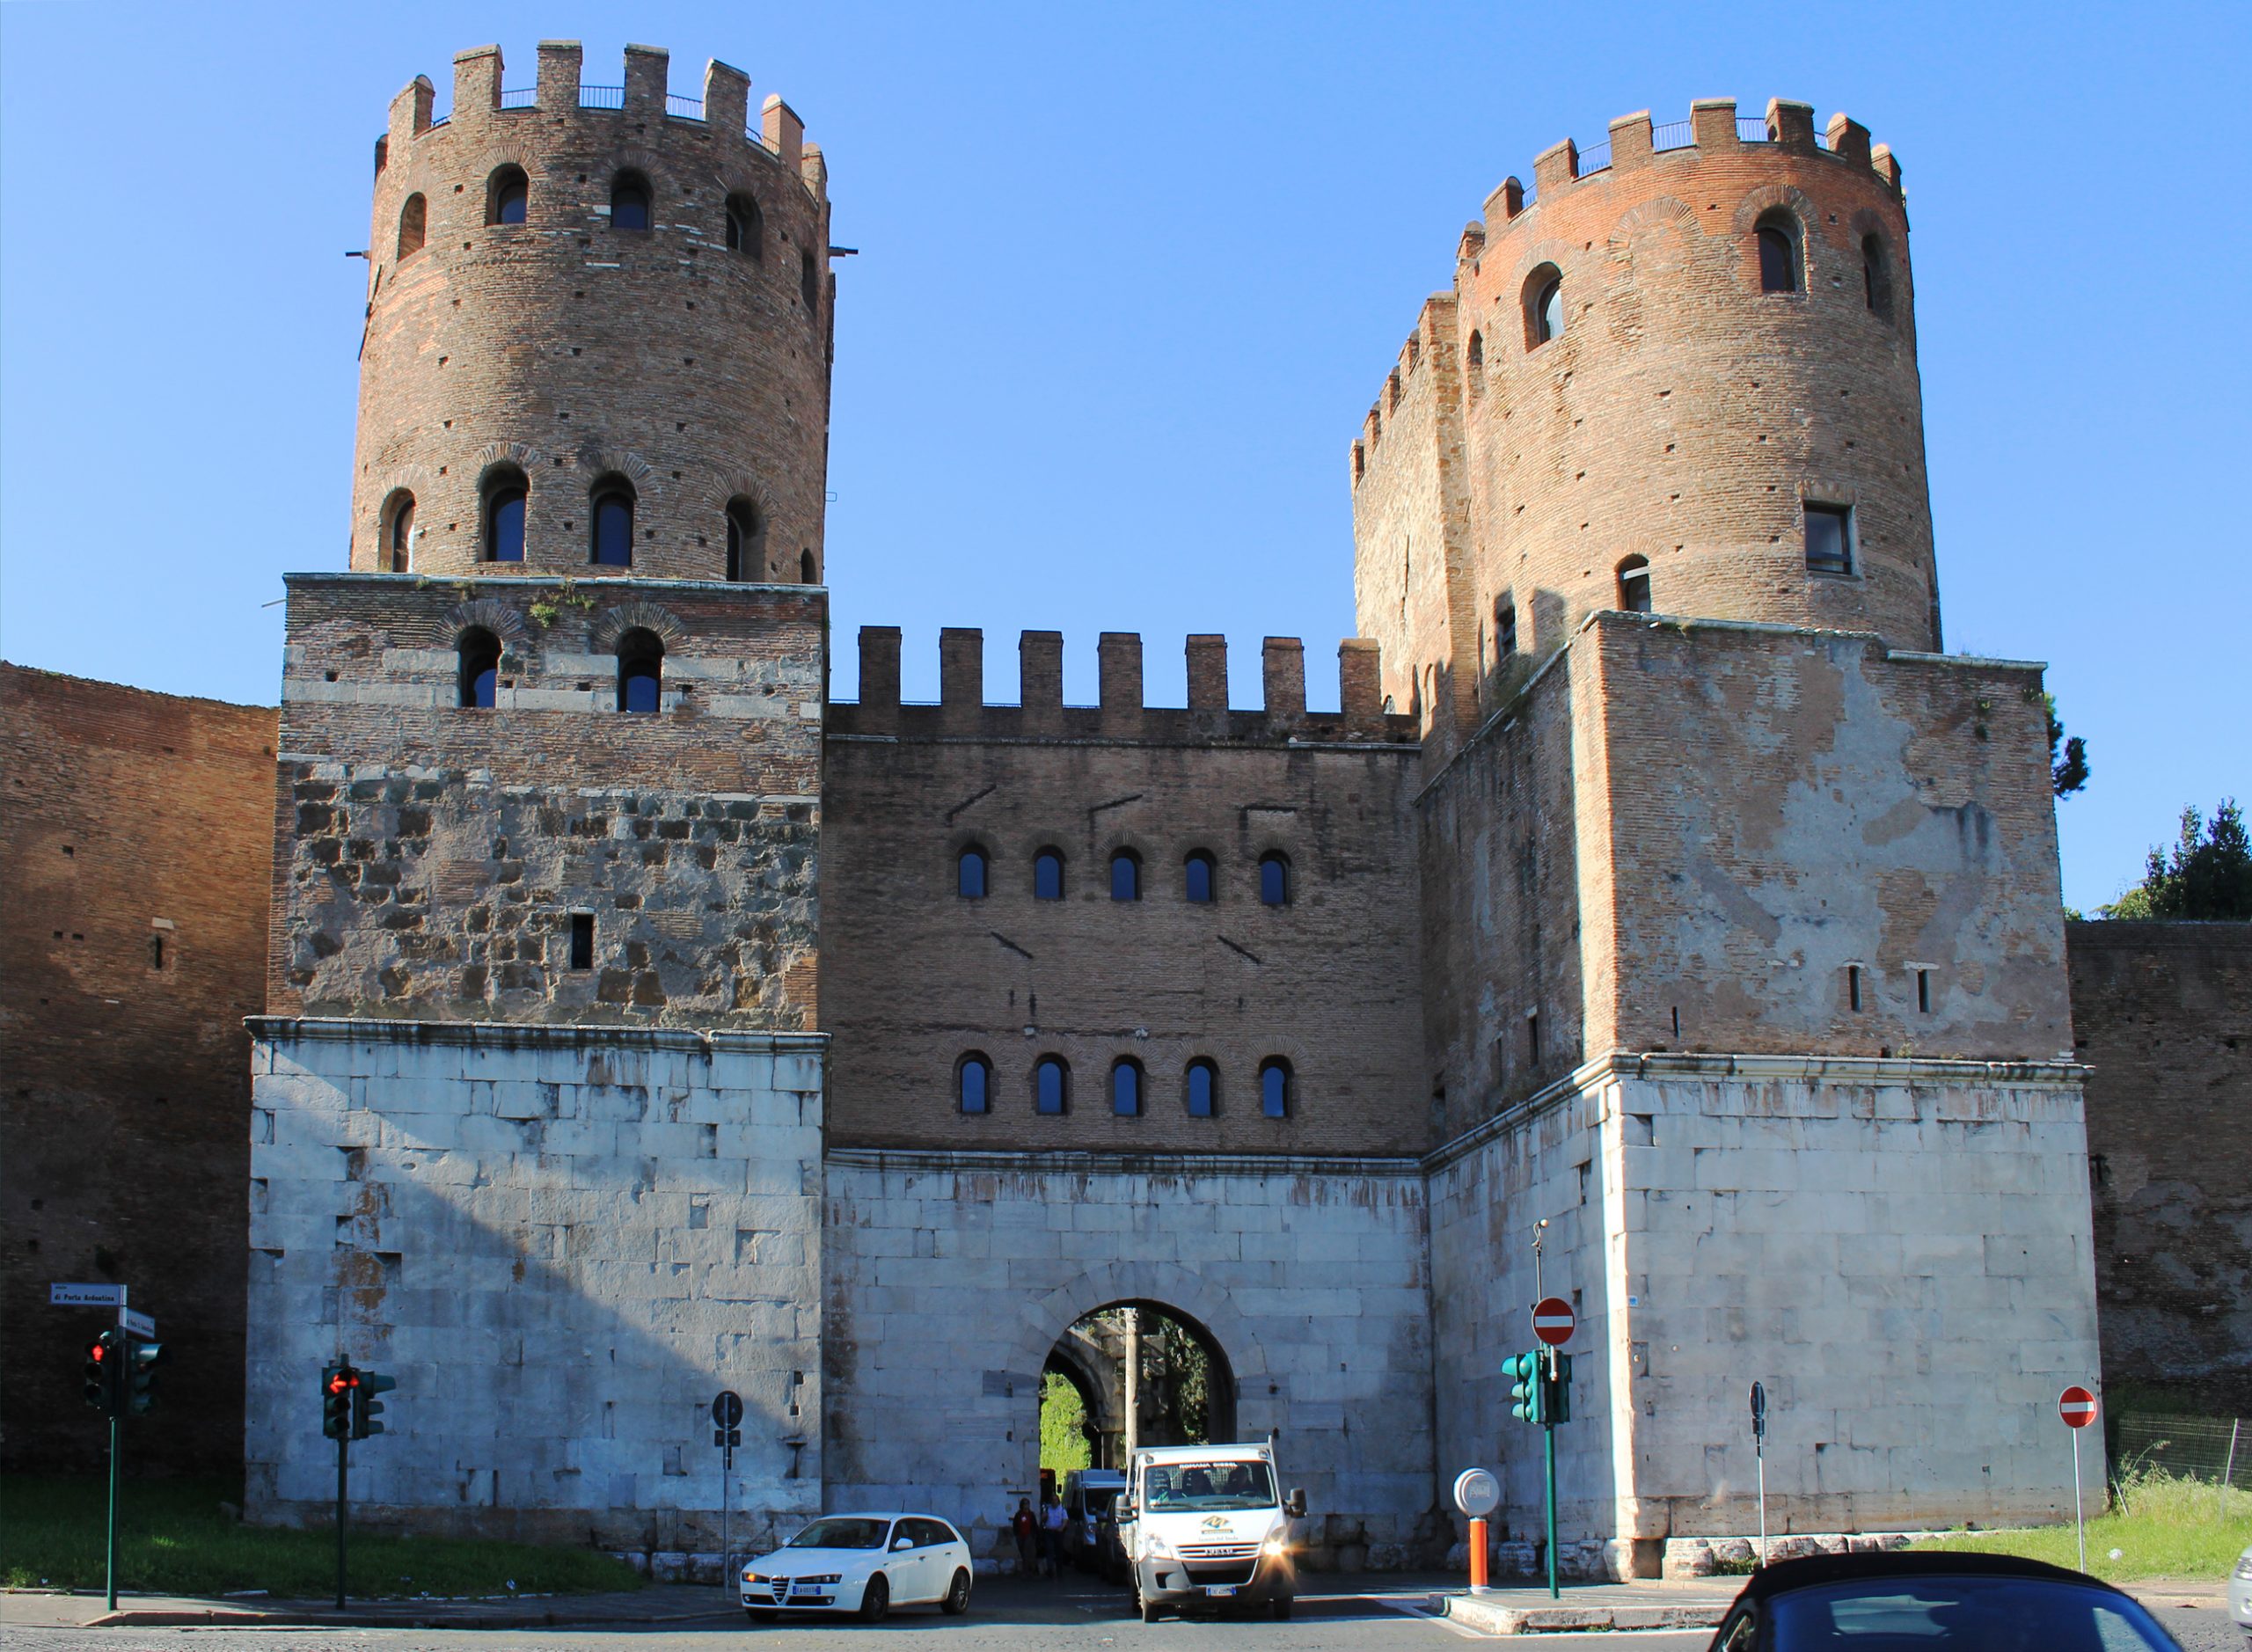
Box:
(1468, 1516), (1489, 1593)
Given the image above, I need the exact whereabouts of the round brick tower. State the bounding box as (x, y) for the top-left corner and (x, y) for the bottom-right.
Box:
(1352, 98), (1935, 720)
(349, 41), (832, 584)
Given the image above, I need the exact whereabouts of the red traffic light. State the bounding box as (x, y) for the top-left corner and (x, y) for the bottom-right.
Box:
(88, 1339), (108, 1363)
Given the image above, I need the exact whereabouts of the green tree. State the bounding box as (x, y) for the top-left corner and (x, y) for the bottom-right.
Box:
(1040, 1371), (1092, 1474)
(2101, 800), (2252, 919)
(2045, 694), (2089, 798)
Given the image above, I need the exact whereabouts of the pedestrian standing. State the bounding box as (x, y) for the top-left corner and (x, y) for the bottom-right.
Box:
(1042, 1495), (1068, 1577)
(1012, 1496), (1039, 1575)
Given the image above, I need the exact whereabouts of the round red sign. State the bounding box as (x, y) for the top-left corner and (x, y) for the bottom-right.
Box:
(2058, 1385), (2098, 1429)
(1531, 1297), (1576, 1347)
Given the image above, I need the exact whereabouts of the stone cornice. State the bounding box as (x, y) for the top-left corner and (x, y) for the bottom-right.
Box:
(247, 1015), (827, 1055)
(824, 1145), (1425, 1180)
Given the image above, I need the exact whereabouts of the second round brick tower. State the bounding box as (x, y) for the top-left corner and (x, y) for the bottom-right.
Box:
(1351, 98), (1934, 730)
(349, 41), (832, 583)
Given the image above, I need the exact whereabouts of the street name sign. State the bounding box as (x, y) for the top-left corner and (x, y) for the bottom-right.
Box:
(50, 1283), (126, 1307)
(1531, 1297), (1576, 1346)
(122, 1308), (157, 1340)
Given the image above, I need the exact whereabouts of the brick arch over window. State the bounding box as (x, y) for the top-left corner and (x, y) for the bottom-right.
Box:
(442, 597), (532, 653)
(1729, 181), (1821, 240)
(471, 440), (548, 477)
(589, 600), (687, 654)
(1604, 194), (1699, 258)
(573, 449), (655, 489)
(366, 462), (439, 563)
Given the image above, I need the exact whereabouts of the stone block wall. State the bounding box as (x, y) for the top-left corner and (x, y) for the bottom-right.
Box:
(245, 1020), (825, 1547)
(271, 574), (822, 1027)
(2069, 920), (2252, 1412)
(1430, 1056), (2098, 1576)
(1, 667), (275, 1473)
(823, 1151), (1439, 1568)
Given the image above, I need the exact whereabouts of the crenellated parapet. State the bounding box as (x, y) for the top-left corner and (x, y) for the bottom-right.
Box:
(352, 42), (834, 588)
(1352, 95), (1938, 744)
(829, 629), (1419, 746)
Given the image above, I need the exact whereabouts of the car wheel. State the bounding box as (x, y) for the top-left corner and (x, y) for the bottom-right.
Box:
(859, 1572), (890, 1623)
(1270, 1596), (1294, 1620)
(942, 1568), (972, 1615)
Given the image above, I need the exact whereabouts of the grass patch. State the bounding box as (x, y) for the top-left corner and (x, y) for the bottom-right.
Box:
(1911, 1466), (2252, 1583)
(0, 1475), (645, 1598)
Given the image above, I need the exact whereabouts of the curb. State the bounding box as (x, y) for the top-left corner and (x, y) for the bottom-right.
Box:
(1434, 1592), (1729, 1635)
(89, 1604), (744, 1630)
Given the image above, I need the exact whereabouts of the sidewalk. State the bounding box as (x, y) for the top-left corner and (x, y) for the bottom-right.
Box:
(1427, 1578), (1739, 1636)
(0, 1583), (741, 1632)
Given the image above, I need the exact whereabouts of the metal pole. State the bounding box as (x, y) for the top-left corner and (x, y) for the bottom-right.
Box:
(336, 1431), (349, 1612)
(106, 1411), (121, 1612)
(1756, 1441), (1767, 1568)
(1543, 1410), (1559, 1600)
(2219, 1419), (2238, 1523)
(722, 1443), (733, 1587)
(2071, 1424), (2085, 1574)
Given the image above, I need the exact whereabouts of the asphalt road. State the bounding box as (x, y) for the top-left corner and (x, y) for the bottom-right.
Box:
(0, 1575), (2234, 1650)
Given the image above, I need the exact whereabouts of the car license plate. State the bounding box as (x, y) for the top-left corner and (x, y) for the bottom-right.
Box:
(1206, 1585), (1237, 1597)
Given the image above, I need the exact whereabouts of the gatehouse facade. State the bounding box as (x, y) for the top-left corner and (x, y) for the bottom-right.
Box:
(189, 40), (2110, 1574)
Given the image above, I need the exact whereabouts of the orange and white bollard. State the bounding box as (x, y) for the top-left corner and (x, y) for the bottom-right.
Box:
(1468, 1517), (1489, 1592)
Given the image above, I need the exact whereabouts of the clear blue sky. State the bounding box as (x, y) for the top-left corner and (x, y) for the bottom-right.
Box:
(2, 1), (2242, 912)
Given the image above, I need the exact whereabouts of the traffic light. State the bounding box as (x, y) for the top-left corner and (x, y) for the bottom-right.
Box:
(351, 1371), (394, 1440)
(1503, 1350), (1544, 1423)
(1544, 1350), (1572, 1424)
(322, 1363), (359, 1440)
(83, 1332), (121, 1415)
(127, 1339), (163, 1414)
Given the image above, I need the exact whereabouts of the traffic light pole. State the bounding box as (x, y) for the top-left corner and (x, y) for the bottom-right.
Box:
(1542, 1347), (1560, 1601)
(106, 1410), (121, 1612)
(335, 1430), (348, 1612)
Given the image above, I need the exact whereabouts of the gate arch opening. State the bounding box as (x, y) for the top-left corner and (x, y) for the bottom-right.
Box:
(1040, 1300), (1238, 1480)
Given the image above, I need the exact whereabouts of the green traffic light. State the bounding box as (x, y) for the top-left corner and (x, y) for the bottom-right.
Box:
(1503, 1349), (1543, 1423)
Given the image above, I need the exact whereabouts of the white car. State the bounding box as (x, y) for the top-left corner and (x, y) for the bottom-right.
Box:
(2230, 1539), (2251, 1639)
(741, 1513), (974, 1623)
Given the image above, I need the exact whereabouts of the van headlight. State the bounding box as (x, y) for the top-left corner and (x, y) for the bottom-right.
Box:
(1142, 1534), (1174, 1561)
(1263, 1522), (1291, 1557)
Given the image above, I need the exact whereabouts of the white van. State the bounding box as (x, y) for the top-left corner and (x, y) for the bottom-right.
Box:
(1115, 1442), (1306, 1622)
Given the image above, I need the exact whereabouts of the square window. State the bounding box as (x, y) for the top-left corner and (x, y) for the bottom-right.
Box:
(1806, 504), (1854, 575)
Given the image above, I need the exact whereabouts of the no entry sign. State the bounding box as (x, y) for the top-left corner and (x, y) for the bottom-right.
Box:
(1531, 1297), (1576, 1347)
(2058, 1385), (2098, 1429)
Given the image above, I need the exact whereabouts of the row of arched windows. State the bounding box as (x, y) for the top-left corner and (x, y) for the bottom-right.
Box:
(1463, 221), (1896, 376)
(956, 1053), (1295, 1119)
(450, 625), (663, 712)
(395, 167), (818, 309)
(379, 479), (816, 582)
(958, 846), (1291, 906)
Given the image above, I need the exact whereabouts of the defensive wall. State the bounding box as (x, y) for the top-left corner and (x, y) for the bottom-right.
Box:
(2069, 920), (2252, 1414)
(0, 666), (276, 1474)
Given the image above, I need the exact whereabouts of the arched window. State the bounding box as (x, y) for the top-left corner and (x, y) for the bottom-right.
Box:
(1184, 851), (1216, 905)
(1258, 852), (1291, 907)
(958, 846), (989, 899)
(1617, 555), (1652, 613)
(799, 248), (819, 311)
(457, 626), (501, 709)
(486, 164), (529, 225)
(1525, 267), (1563, 348)
(957, 1053), (991, 1115)
(1466, 329), (1485, 400)
(1110, 850), (1141, 902)
(1185, 1059), (1218, 1119)
(1757, 213), (1802, 294)
(800, 549), (817, 585)
(481, 468), (527, 563)
(725, 498), (763, 581)
(616, 627), (662, 714)
(1111, 1059), (1143, 1117)
(1495, 596), (1517, 662)
(397, 193), (427, 258)
(1035, 1056), (1069, 1115)
(589, 478), (635, 567)
(724, 192), (762, 259)
(1861, 232), (1893, 319)
(384, 493), (416, 573)
(1034, 848), (1064, 901)
(611, 172), (651, 231)
(1259, 1057), (1293, 1119)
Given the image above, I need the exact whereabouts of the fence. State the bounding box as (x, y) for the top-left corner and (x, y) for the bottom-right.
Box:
(2114, 1412), (2249, 1508)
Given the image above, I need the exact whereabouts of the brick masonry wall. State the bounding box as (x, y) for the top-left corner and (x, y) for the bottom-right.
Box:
(823, 683), (1427, 1157)
(271, 574), (823, 1027)
(0, 666), (275, 1473)
(1578, 614), (2072, 1061)
(245, 1020), (825, 1546)
(1352, 99), (1937, 737)
(354, 43), (831, 585)
(2069, 920), (2252, 1412)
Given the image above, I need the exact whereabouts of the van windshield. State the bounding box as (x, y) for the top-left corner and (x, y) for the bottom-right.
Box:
(1142, 1460), (1276, 1511)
